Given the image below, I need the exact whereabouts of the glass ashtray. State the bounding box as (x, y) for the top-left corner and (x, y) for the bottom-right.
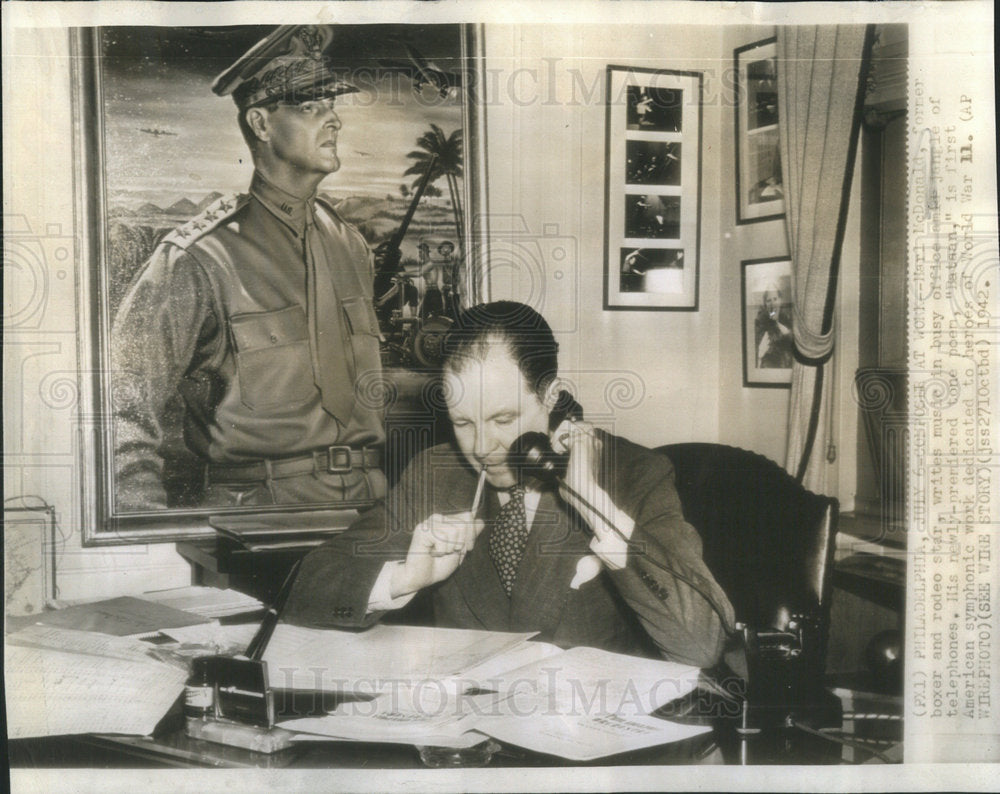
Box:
(416, 738), (501, 767)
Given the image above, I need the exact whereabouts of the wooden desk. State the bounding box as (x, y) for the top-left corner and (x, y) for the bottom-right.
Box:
(8, 688), (899, 769)
(177, 540), (315, 604)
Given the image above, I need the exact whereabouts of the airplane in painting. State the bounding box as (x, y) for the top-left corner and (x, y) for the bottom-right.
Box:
(381, 41), (462, 99)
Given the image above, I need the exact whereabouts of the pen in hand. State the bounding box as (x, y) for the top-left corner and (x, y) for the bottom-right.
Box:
(470, 466), (487, 516)
(428, 467), (486, 559)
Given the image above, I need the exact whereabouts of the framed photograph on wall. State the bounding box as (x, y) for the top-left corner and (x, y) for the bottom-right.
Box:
(741, 257), (794, 388)
(604, 65), (701, 310)
(734, 38), (785, 224)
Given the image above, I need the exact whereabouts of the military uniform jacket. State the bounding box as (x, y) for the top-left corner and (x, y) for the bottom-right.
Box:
(112, 172), (384, 509)
(285, 430), (737, 669)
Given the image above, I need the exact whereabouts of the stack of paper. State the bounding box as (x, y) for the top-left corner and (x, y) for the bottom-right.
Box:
(262, 624), (535, 691)
(286, 687), (493, 748)
(5, 626), (187, 739)
(476, 712), (710, 761)
(467, 646), (709, 760)
(268, 624), (711, 760)
(141, 586), (264, 619)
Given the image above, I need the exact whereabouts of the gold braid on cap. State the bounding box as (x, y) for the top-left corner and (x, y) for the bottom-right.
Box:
(216, 25), (358, 110)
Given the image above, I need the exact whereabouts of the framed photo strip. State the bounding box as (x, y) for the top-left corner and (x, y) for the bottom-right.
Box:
(604, 66), (701, 310)
(734, 37), (785, 224)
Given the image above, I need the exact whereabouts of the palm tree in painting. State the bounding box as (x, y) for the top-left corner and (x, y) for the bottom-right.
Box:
(404, 124), (464, 242)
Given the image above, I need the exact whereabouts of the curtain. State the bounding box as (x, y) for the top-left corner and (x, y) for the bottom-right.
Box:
(778, 25), (874, 493)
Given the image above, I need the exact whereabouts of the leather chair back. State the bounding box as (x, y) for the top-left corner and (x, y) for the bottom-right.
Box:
(657, 443), (838, 666)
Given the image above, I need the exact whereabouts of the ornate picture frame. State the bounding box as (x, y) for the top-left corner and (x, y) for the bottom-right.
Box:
(72, 25), (486, 543)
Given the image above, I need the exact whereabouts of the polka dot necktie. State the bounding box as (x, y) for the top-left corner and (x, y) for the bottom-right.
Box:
(489, 486), (528, 597)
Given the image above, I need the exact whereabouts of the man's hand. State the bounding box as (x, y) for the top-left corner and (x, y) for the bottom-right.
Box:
(553, 420), (634, 570)
(389, 511), (484, 598)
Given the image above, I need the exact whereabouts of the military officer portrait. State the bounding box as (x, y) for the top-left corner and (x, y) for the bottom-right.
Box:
(111, 25), (392, 511)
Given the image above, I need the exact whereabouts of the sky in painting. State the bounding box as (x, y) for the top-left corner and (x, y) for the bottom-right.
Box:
(100, 25), (465, 207)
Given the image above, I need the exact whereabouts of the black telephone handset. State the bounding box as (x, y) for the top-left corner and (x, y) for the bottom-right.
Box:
(507, 393), (737, 639)
(508, 390), (578, 488)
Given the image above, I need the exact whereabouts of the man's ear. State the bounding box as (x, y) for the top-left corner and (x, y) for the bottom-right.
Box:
(245, 107), (270, 143)
(541, 379), (560, 413)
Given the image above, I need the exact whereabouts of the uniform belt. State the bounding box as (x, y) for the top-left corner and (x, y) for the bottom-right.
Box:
(207, 446), (381, 484)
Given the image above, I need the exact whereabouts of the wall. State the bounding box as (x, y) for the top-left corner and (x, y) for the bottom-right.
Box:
(4, 28), (192, 600)
(716, 26), (860, 506)
(481, 24), (724, 447)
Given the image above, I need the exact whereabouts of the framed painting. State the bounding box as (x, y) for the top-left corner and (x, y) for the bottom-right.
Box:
(741, 257), (794, 388)
(734, 37), (785, 224)
(72, 24), (486, 543)
(604, 65), (701, 311)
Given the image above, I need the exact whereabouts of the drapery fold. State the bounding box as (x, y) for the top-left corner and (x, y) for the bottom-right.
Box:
(778, 25), (873, 490)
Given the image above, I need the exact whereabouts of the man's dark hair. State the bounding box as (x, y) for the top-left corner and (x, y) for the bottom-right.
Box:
(442, 301), (558, 398)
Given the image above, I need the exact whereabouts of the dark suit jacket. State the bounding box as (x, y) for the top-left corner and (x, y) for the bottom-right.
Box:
(284, 431), (736, 668)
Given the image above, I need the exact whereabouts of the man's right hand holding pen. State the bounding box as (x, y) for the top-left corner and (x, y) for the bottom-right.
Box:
(389, 510), (485, 598)
(388, 467), (488, 599)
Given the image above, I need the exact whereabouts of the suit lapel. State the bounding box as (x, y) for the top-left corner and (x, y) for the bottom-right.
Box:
(508, 489), (591, 633)
(451, 486), (511, 628)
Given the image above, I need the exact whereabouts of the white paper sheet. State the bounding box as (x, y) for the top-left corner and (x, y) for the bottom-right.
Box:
(7, 624), (165, 664)
(482, 645), (702, 717)
(455, 638), (564, 688)
(280, 681), (502, 746)
(261, 624), (535, 691)
(159, 621), (260, 651)
(477, 713), (711, 762)
(141, 586), (263, 619)
(4, 644), (186, 739)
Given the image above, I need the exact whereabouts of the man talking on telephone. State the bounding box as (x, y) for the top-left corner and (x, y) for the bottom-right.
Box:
(285, 301), (735, 668)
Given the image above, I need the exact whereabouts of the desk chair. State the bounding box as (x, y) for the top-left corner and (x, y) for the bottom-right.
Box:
(656, 442), (840, 734)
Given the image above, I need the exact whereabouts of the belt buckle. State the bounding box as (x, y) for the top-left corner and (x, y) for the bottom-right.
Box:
(326, 445), (353, 474)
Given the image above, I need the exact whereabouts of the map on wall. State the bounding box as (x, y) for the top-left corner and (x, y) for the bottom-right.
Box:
(4, 507), (55, 616)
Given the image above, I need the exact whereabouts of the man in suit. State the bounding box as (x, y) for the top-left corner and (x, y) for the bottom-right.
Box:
(285, 301), (735, 668)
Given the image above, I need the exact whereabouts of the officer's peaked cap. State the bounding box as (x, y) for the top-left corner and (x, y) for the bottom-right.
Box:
(212, 25), (359, 110)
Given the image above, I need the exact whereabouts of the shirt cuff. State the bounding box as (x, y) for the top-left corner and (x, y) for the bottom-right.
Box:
(367, 561), (416, 613)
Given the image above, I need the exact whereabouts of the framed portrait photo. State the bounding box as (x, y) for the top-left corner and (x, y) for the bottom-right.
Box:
(741, 257), (794, 388)
(734, 37), (785, 224)
(604, 65), (701, 311)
